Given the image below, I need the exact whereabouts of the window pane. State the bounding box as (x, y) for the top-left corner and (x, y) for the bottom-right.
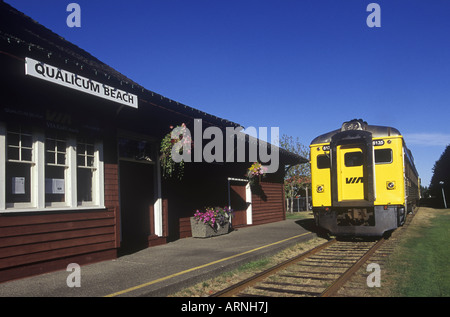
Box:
(57, 140), (66, 152)
(375, 149), (392, 164)
(45, 165), (65, 203)
(46, 133), (66, 166)
(57, 153), (66, 165)
(77, 168), (93, 203)
(21, 135), (33, 148)
(87, 156), (94, 167)
(8, 147), (19, 160)
(46, 138), (55, 151)
(77, 143), (85, 155)
(7, 133), (19, 146)
(345, 152), (363, 167)
(21, 148), (32, 162)
(46, 151), (55, 164)
(317, 155), (330, 169)
(77, 154), (85, 167)
(86, 144), (94, 156)
(118, 138), (155, 162)
(6, 162), (31, 204)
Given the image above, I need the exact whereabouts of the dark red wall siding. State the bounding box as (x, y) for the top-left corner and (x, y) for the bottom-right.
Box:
(0, 163), (120, 283)
(0, 209), (117, 283)
(251, 182), (285, 225)
(104, 163), (120, 248)
(178, 181), (286, 238)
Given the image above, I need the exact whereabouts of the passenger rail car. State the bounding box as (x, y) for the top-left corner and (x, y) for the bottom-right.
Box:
(310, 119), (420, 236)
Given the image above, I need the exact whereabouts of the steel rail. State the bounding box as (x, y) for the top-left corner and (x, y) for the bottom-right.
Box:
(210, 211), (416, 297)
(320, 237), (386, 297)
(210, 238), (337, 297)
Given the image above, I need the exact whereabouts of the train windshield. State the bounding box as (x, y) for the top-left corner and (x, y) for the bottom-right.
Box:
(344, 152), (363, 167)
(375, 149), (392, 164)
(317, 154), (330, 169)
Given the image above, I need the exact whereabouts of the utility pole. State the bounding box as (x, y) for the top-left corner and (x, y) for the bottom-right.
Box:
(439, 181), (447, 209)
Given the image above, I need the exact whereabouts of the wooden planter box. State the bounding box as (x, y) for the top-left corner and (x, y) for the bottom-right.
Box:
(190, 217), (230, 238)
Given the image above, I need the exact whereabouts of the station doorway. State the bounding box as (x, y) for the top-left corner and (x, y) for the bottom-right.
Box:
(228, 178), (251, 227)
(118, 136), (157, 254)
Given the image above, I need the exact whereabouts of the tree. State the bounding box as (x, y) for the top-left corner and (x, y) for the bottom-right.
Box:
(429, 145), (450, 208)
(279, 134), (311, 213)
(420, 185), (430, 199)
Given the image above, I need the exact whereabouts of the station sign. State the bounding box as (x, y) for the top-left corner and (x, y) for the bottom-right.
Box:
(25, 57), (138, 108)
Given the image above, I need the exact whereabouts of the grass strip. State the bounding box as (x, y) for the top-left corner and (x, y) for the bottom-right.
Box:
(387, 209), (450, 296)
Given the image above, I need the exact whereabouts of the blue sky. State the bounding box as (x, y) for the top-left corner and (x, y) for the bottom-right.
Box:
(5, 0), (450, 186)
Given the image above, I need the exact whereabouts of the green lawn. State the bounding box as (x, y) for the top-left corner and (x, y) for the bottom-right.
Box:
(387, 209), (450, 296)
(285, 211), (314, 220)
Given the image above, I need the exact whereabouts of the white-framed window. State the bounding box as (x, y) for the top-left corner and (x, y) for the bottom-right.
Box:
(77, 137), (102, 206)
(45, 131), (68, 206)
(0, 121), (104, 212)
(5, 124), (34, 208)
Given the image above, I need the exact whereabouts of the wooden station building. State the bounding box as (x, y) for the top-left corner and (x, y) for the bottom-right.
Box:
(0, 2), (307, 283)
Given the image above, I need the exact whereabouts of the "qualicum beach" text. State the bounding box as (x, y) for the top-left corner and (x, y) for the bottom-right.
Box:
(25, 57), (138, 108)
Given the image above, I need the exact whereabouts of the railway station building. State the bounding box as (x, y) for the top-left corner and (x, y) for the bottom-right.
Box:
(0, 2), (306, 282)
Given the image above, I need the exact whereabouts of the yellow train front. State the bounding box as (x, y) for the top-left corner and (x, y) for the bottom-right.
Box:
(310, 119), (420, 237)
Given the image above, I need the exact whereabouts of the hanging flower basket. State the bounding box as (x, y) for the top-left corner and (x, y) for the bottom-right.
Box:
(247, 162), (268, 186)
(190, 207), (232, 238)
(160, 123), (192, 179)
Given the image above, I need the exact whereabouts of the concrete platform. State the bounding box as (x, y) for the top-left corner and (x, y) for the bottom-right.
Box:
(0, 217), (317, 297)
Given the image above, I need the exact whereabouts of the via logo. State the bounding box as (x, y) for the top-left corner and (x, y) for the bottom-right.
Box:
(346, 177), (363, 184)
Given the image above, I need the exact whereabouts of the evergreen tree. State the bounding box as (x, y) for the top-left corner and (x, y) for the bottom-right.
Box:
(429, 145), (450, 208)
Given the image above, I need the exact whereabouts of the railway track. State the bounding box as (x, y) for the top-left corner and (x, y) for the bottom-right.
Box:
(210, 237), (384, 297)
(211, 211), (416, 297)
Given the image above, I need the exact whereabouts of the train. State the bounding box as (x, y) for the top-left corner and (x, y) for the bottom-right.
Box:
(310, 119), (420, 237)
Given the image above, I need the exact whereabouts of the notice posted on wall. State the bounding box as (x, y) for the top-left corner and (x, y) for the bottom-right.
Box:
(45, 178), (65, 194)
(12, 177), (25, 194)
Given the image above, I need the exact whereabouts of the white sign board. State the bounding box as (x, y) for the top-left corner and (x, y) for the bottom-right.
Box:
(25, 57), (138, 108)
(45, 178), (65, 194)
(12, 177), (25, 194)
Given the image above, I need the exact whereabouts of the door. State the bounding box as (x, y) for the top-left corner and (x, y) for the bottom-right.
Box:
(337, 145), (365, 202)
(229, 181), (248, 227)
(119, 160), (155, 253)
(330, 130), (375, 207)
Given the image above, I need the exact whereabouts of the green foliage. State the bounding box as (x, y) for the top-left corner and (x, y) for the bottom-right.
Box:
(160, 131), (184, 179)
(160, 123), (191, 179)
(429, 145), (450, 207)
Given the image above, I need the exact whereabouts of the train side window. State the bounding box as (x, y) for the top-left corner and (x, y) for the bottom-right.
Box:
(375, 149), (392, 164)
(317, 155), (330, 169)
(344, 152), (363, 167)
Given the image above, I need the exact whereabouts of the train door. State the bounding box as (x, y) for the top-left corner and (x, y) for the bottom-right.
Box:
(330, 129), (375, 207)
(336, 145), (366, 202)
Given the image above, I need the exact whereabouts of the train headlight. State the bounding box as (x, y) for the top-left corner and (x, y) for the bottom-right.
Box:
(317, 185), (324, 193)
(387, 181), (396, 190)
